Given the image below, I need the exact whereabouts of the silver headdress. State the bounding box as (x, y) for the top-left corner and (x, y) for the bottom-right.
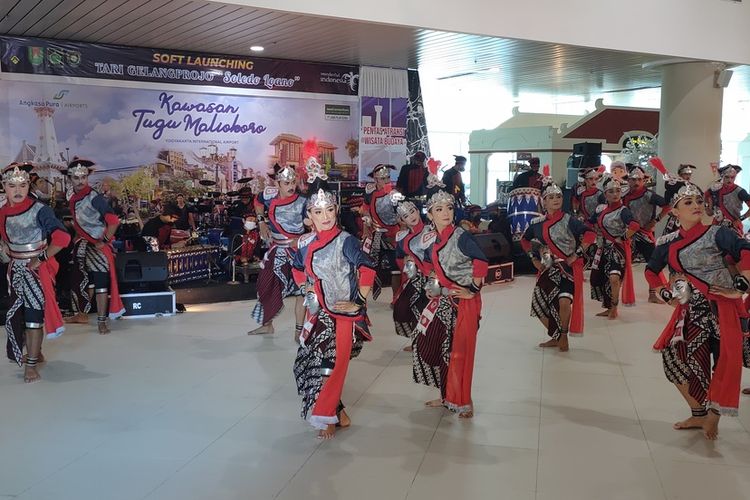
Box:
(2, 166), (30, 183)
(305, 157), (327, 183)
(670, 183), (703, 207)
(678, 164), (695, 176)
(308, 189), (337, 209)
(541, 178), (562, 199)
(276, 165), (297, 183)
(425, 190), (455, 211)
(68, 162), (91, 177)
(600, 174), (623, 192)
(371, 164), (393, 179)
(627, 166), (646, 179)
(719, 165), (740, 178)
(396, 200), (417, 219)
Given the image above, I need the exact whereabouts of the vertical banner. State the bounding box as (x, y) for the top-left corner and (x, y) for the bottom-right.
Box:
(358, 96), (408, 181)
(406, 69), (430, 158)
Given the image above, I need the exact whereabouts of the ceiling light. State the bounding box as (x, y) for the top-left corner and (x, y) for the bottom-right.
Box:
(250, 46), (264, 52)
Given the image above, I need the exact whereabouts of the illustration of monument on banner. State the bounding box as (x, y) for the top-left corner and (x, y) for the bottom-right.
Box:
(14, 105), (66, 194)
(359, 96), (408, 181)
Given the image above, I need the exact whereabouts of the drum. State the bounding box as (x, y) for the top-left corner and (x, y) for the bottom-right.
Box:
(507, 187), (542, 242)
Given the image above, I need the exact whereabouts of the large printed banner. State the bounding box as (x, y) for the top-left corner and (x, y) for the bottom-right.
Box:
(0, 80), (360, 188)
(358, 97), (408, 181)
(0, 36), (359, 95)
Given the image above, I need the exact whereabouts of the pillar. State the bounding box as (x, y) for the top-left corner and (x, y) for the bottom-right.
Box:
(657, 61), (725, 189)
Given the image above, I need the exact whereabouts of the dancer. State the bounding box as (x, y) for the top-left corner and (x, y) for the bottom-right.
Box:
(706, 164), (750, 235)
(414, 190), (487, 418)
(521, 181), (595, 349)
(662, 164), (698, 235)
(0, 163), (71, 382)
(393, 198), (431, 351)
(66, 159), (126, 333)
(622, 164), (670, 302)
(292, 189), (375, 439)
(249, 164), (306, 339)
(590, 176), (640, 318)
(362, 163), (401, 300)
(645, 183), (750, 440)
(572, 167), (603, 223)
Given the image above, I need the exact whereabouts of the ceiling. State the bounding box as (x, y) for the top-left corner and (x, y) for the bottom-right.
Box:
(1, 0), (748, 99)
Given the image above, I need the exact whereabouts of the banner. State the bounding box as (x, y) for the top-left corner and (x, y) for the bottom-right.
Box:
(0, 36), (359, 95)
(0, 80), (360, 189)
(358, 97), (408, 181)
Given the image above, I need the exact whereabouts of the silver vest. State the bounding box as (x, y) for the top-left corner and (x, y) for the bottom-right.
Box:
(602, 207), (627, 239)
(271, 195), (306, 241)
(74, 190), (106, 240)
(374, 192), (398, 227)
(548, 213), (576, 257)
(627, 190), (656, 227)
(582, 191), (600, 219)
(435, 227), (474, 287)
(675, 225), (733, 289)
(311, 233), (356, 310)
(719, 186), (743, 221)
(5, 202), (46, 258)
(407, 225), (432, 264)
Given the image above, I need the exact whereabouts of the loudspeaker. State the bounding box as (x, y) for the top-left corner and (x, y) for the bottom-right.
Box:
(573, 142), (602, 156)
(714, 69), (733, 88)
(115, 252), (169, 292)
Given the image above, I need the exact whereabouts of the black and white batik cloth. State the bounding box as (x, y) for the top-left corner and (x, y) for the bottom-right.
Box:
(531, 264), (574, 340)
(5, 260), (45, 365)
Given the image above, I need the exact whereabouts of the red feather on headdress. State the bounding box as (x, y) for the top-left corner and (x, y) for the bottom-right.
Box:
(648, 157), (669, 177)
(542, 164), (550, 177)
(427, 157), (441, 176)
(597, 165), (606, 173)
(301, 138), (319, 166)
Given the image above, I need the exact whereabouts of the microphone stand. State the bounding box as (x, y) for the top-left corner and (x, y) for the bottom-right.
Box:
(227, 233), (243, 285)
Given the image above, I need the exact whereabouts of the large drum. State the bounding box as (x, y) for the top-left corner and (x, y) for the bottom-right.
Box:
(507, 187), (542, 242)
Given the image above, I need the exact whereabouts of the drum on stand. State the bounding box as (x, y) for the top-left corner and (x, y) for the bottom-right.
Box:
(507, 187), (542, 242)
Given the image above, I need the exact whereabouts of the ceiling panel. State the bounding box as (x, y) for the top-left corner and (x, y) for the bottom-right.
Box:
(1, 0), (747, 100)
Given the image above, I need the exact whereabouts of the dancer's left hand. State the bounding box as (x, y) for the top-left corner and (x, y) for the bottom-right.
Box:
(450, 287), (475, 300)
(708, 285), (743, 299)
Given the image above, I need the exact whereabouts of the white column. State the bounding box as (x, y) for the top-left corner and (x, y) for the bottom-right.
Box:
(657, 62), (725, 189)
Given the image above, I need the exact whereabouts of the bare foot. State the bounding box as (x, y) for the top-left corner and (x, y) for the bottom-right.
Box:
(703, 411), (720, 440)
(338, 409), (351, 428)
(538, 338), (559, 348)
(458, 408), (474, 419)
(65, 312), (89, 324)
(596, 309), (610, 317)
(317, 424), (336, 440)
(558, 335), (569, 352)
(608, 307), (619, 320)
(425, 399), (444, 408)
(403, 345), (413, 352)
(247, 323), (274, 335)
(24, 365), (41, 383)
(98, 321), (111, 335)
(673, 416), (705, 430)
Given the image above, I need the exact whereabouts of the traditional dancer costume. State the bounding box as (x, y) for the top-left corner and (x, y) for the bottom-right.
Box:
(413, 190), (487, 414)
(1, 164), (70, 369)
(251, 164), (306, 326)
(646, 184), (750, 416)
(392, 199), (431, 339)
(67, 159), (125, 327)
(590, 177), (640, 308)
(662, 164), (698, 236)
(522, 181), (596, 338)
(292, 189), (375, 430)
(572, 167), (603, 224)
(707, 164), (750, 235)
(363, 164), (400, 300)
(622, 165), (670, 263)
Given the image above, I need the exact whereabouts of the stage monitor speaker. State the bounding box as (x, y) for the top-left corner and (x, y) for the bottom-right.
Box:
(473, 232), (511, 263)
(115, 252), (169, 293)
(573, 142), (602, 156)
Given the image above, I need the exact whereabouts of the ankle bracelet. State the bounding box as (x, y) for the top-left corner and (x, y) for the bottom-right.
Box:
(97, 316), (107, 323)
(26, 356), (39, 367)
(691, 407), (708, 417)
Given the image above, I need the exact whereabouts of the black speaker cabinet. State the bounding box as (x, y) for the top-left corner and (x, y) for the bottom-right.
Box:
(115, 252), (169, 292)
(573, 142), (602, 156)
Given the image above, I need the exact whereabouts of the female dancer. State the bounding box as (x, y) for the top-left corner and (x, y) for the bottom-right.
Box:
(521, 181), (595, 350)
(414, 190), (487, 418)
(590, 176), (640, 318)
(292, 189), (375, 439)
(645, 183), (750, 440)
(392, 198), (431, 350)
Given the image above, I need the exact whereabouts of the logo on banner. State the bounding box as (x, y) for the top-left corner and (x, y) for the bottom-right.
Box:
(67, 51), (81, 67)
(28, 47), (44, 66)
(48, 48), (63, 66)
(53, 90), (69, 100)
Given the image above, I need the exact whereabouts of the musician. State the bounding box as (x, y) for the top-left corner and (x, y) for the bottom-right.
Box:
(66, 159), (126, 333)
(229, 186), (255, 218)
(441, 155), (467, 206)
(141, 204), (180, 250)
(174, 194), (196, 231)
(248, 164), (307, 339)
(511, 157), (543, 190)
(396, 151), (429, 200)
(0, 163), (70, 383)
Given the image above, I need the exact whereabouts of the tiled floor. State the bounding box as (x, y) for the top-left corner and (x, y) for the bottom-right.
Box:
(3, 268), (750, 500)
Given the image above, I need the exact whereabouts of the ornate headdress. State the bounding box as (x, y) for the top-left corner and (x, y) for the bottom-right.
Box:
(719, 164), (741, 178)
(305, 157), (328, 184)
(541, 179), (563, 199)
(2, 163), (32, 183)
(678, 164), (695, 175)
(268, 163), (297, 182)
(626, 165), (646, 179)
(396, 199), (417, 219)
(601, 174), (621, 191)
(66, 158), (95, 176)
(425, 158), (445, 190)
(308, 189), (337, 209)
(580, 167), (600, 180)
(369, 164), (395, 179)
(425, 189), (454, 211)
(671, 183), (703, 207)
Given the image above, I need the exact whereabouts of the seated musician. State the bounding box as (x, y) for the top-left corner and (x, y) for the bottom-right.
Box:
(141, 204), (181, 250)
